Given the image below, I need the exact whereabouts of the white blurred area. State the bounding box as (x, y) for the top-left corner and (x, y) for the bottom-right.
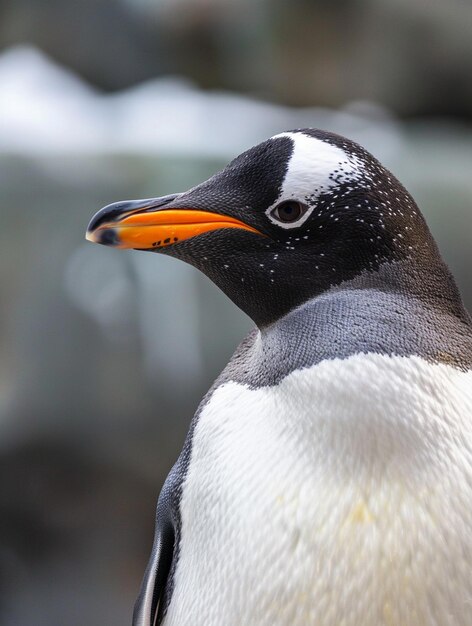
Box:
(0, 45), (402, 158)
(0, 43), (471, 626)
(1, 45), (471, 175)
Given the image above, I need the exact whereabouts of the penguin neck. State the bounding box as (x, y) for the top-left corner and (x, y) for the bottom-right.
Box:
(339, 254), (471, 324)
(255, 253), (469, 334)
(254, 256), (472, 374)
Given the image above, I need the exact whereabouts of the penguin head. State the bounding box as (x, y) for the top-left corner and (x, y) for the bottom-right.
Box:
(86, 129), (435, 327)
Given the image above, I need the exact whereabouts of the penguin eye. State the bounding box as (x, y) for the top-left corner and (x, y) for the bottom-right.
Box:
(270, 201), (307, 225)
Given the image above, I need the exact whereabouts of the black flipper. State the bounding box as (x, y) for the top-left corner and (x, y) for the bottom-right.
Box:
(132, 472), (177, 626)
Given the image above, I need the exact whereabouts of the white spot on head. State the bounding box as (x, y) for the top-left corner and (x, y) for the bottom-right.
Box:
(266, 132), (363, 229)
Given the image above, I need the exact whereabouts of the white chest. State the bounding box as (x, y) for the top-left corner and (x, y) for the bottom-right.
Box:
(163, 354), (472, 626)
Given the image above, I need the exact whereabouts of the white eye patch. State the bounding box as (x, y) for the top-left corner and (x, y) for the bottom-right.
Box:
(266, 132), (363, 229)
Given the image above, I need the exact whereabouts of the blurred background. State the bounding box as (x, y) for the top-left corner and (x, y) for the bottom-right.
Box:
(0, 0), (471, 624)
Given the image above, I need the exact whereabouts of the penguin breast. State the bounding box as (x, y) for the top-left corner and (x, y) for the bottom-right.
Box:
(163, 353), (472, 626)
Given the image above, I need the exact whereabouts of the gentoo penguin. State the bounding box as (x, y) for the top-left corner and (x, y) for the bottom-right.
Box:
(86, 129), (472, 626)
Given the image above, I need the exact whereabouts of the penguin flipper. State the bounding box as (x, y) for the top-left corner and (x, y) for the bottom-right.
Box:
(133, 473), (176, 626)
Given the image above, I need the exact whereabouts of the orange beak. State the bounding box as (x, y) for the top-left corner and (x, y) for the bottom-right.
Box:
(86, 199), (263, 250)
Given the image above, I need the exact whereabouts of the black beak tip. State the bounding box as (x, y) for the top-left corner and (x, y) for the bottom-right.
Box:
(86, 194), (182, 239)
(86, 201), (129, 233)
